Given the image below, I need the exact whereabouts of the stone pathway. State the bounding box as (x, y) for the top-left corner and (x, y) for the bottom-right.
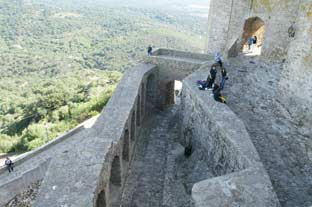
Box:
(224, 55), (312, 207)
(121, 104), (213, 207)
(121, 106), (176, 207)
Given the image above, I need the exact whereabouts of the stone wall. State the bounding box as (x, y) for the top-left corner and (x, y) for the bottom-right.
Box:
(0, 125), (83, 175)
(279, 0), (312, 126)
(0, 159), (50, 206)
(152, 48), (212, 61)
(207, 0), (302, 61)
(206, 0), (312, 130)
(181, 68), (280, 207)
(146, 49), (212, 108)
(91, 64), (158, 207)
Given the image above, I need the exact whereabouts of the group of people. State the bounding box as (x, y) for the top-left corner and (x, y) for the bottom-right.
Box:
(198, 53), (228, 104)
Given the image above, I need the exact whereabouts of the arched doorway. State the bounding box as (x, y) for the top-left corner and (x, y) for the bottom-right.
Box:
(165, 80), (183, 107)
(109, 156), (121, 207)
(241, 17), (265, 56)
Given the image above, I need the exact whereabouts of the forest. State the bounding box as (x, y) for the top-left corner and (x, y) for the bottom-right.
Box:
(0, 0), (207, 153)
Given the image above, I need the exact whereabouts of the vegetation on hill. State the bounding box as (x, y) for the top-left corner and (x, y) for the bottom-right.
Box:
(0, 0), (207, 153)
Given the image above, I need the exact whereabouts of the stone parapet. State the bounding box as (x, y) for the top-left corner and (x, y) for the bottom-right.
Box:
(181, 68), (280, 206)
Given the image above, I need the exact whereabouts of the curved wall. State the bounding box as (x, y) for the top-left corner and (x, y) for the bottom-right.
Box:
(91, 63), (158, 207)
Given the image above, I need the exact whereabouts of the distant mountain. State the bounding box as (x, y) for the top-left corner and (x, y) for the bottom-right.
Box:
(33, 0), (210, 15)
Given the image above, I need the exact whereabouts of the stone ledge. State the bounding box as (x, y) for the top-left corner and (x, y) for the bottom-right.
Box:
(152, 48), (212, 61)
(192, 165), (280, 207)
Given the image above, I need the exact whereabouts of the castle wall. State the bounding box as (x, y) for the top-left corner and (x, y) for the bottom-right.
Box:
(207, 0), (312, 125)
(207, 0), (302, 61)
(279, 1), (312, 125)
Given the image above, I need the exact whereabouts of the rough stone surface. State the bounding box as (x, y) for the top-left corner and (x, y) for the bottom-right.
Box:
(5, 180), (41, 207)
(224, 55), (312, 207)
(181, 66), (280, 207)
(192, 167), (280, 207)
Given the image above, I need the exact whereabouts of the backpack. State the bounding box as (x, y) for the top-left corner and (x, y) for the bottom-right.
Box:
(5, 159), (12, 165)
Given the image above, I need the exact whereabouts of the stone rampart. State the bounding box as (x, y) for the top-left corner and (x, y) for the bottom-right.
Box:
(0, 158), (51, 206)
(90, 63), (158, 207)
(0, 125), (83, 175)
(152, 48), (212, 61)
(181, 68), (280, 207)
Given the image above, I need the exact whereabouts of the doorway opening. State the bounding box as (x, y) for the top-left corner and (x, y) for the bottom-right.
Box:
(165, 80), (183, 106)
(241, 17), (265, 56)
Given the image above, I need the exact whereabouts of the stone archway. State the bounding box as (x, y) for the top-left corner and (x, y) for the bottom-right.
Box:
(241, 17), (265, 55)
(96, 190), (106, 207)
(109, 156), (121, 207)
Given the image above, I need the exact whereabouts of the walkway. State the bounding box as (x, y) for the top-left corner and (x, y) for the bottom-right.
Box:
(224, 56), (312, 207)
(121, 104), (212, 207)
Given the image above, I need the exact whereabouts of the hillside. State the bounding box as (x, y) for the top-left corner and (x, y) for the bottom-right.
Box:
(0, 0), (208, 153)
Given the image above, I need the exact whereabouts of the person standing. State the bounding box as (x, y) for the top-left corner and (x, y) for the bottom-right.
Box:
(248, 36), (254, 50)
(253, 36), (257, 45)
(5, 157), (14, 173)
(220, 67), (228, 90)
(207, 65), (217, 89)
(147, 45), (153, 56)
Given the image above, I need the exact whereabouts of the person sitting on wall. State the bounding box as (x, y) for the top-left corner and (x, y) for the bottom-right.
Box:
(214, 52), (223, 67)
(5, 157), (14, 173)
(213, 82), (226, 104)
(207, 64), (218, 89)
(147, 45), (153, 56)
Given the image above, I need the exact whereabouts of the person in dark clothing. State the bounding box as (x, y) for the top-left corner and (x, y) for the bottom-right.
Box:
(207, 65), (217, 89)
(5, 157), (14, 173)
(213, 82), (226, 104)
(220, 67), (228, 90)
(147, 45), (153, 56)
(253, 36), (257, 44)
